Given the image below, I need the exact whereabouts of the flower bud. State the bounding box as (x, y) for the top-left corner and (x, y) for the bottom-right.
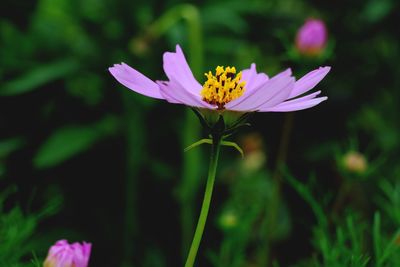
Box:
(219, 210), (238, 229)
(296, 19), (327, 56)
(342, 151), (367, 174)
(44, 239), (92, 267)
(240, 133), (266, 172)
(395, 233), (400, 246)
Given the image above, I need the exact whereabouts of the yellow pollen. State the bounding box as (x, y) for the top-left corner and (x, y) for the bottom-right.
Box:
(201, 66), (246, 109)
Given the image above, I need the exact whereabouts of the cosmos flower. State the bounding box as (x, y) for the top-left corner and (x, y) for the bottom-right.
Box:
(109, 45), (330, 113)
(44, 240), (92, 267)
(296, 19), (328, 56)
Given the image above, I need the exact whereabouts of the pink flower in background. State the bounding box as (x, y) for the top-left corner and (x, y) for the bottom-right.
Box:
(44, 240), (92, 267)
(296, 19), (328, 56)
(109, 45), (330, 112)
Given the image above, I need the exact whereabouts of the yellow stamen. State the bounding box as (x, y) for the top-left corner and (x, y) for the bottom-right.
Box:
(201, 66), (246, 109)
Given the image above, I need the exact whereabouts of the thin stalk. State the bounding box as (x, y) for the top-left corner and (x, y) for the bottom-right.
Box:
(273, 112), (294, 182)
(142, 4), (204, 255)
(184, 135), (222, 267)
(256, 113), (294, 266)
(267, 112), (294, 232)
(121, 91), (144, 267)
(132, 3), (204, 259)
(180, 5), (203, 256)
(180, 110), (202, 256)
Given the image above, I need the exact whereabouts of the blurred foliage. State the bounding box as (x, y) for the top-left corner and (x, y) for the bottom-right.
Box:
(0, 187), (60, 266)
(1, 0), (400, 266)
(33, 115), (119, 169)
(284, 171), (400, 267)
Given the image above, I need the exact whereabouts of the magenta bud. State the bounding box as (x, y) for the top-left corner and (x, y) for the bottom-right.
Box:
(296, 19), (328, 56)
(44, 239), (92, 267)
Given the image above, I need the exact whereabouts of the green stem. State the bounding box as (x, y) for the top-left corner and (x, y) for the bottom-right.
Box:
(184, 135), (222, 267)
(121, 91), (144, 267)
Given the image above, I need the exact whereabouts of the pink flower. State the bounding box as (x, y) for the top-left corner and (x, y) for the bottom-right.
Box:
(109, 45), (330, 112)
(44, 240), (92, 267)
(296, 19), (328, 56)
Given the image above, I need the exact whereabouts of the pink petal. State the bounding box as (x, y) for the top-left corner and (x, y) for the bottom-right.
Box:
(258, 79), (297, 109)
(262, 96), (328, 112)
(226, 68), (291, 109)
(289, 66), (330, 98)
(72, 242), (92, 267)
(163, 45), (202, 94)
(156, 81), (180, 104)
(45, 240), (91, 267)
(285, 90), (322, 104)
(226, 70), (294, 111)
(58, 252), (74, 266)
(157, 79), (214, 109)
(109, 63), (164, 99)
(241, 63), (269, 94)
(83, 242), (92, 258)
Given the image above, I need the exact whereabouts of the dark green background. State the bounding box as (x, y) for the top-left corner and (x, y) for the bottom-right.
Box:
(1, 0), (399, 266)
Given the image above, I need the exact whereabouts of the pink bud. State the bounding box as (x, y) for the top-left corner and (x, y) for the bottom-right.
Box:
(296, 19), (328, 56)
(44, 240), (92, 267)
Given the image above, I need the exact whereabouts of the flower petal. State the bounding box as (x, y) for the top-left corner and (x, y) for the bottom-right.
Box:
(257, 80), (296, 109)
(109, 63), (164, 99)
(226, 69), (294, 111)
(241, 63), (269, 93)
(156, 81), (180, 104)
(262, 96), (328, 112)
(261, 90), (322, 110)
(163, 45), (202, 94)
(289, 66), (330, 98)
(157, 79), (214, 109)
(285, 90), (322, 104)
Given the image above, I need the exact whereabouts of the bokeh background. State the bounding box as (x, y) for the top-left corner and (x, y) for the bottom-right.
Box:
(1, 0), (400, 266)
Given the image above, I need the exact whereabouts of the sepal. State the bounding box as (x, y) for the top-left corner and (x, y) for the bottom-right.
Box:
(184, 137), (244, 158)
(191, 108), (254, 138)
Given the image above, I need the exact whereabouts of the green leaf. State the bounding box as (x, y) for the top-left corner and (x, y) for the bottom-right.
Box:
(361, 0), (393, 24)
(33, 116), (118, 169)
(0, 138), (24, 158)
(1, 138), (24, 178)
(373, 212), (382, 266)
(0, 59), (78, 96)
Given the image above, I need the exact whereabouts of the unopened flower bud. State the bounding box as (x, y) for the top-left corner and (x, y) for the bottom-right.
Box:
(219, 210), (238, 229)
(296, 19), (327, 56)
(242, 151), (266, 172)
(395, 234), (400, 246)
(44, 239), (92, 267)
(342, 151), (367, 174)
(240, 133), (266, 172)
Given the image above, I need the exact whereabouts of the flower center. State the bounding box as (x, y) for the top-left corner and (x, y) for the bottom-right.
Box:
(201, 66), (246, 109)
